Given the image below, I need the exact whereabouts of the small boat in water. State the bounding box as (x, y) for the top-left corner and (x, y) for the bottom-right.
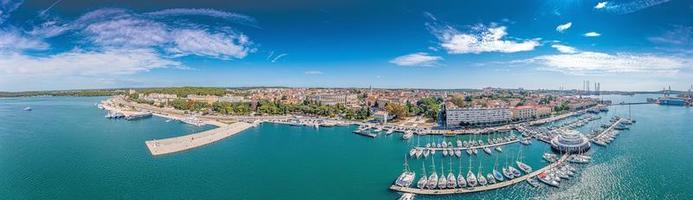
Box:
(409, 149), (417, 157)
(483, 147), (492, 155)
(398, 193), (415, 200)
(537, 172), (559, 187)
(466, 171), (477, 187)
(502, 167), (514, 179)
(486, 173), (496, 184)
(23, 106), (32, 111)
(457, 172), (467, 188)
(527, 177), (541, 188)
(417, 163), (428, 189)
(477, 172), (487, 186)
(415, 149), (423, 159)
(454, 149), (462, 157)
(516, 161), (533, 173)
(493, 169), (504, 182)
(423, 149), (430, 158)
(437, 164), (447, 189)
(509, 166), (522, 177)
(395, 156), (415, 187)
(495, 146), (503, 152)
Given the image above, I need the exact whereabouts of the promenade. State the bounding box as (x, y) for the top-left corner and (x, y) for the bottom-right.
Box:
(389, 154), (569, 195)
(145, 122), (253, 156)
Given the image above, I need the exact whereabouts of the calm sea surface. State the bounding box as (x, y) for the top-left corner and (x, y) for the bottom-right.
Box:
(1, 95), (691, 199)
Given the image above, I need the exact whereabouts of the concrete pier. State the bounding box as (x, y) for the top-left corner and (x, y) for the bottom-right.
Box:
(145, 122), (253, 156)
(389, 154), (569, 195)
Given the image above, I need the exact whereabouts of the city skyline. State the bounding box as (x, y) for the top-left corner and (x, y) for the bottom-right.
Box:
(1, 0), (692, 91)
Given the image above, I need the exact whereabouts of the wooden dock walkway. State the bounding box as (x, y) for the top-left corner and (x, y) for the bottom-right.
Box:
(145, 122), (253, 156)
(389, 154), (569, 195)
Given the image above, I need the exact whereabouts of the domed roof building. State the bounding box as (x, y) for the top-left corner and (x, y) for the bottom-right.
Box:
(550, 129), (591, 153)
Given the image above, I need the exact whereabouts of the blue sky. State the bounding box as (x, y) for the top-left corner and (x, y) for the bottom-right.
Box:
(0, 0), (691, 91)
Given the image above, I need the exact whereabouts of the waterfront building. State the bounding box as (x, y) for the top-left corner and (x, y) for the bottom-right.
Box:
(445, 107), (511, 127)
(511, 106), (536, 121)
(535, 106), (551, 118)
(657, 97), (688, 106)
(373, 111), (389, 124)
(550, 129), (591, 153)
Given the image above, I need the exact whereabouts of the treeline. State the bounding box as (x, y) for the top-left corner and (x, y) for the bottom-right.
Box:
(165, 99), (371, 120)
(134, 87), (227, 97)
(384, 97), (441, 121)
(0, 89), (122, 97)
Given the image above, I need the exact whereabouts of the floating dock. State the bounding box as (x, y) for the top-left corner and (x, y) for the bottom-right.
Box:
(145, 122), (253, 156)
(389, 154), (569, 195)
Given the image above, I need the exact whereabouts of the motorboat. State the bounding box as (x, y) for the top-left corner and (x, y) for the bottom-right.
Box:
(493, 169), (504, 182)
(466, 171), (477, 187)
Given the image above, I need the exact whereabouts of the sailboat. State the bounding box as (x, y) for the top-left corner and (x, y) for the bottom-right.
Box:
(477, 150), (487, 186)
(417, 162), (428, 189)
(437, 162), (447, 189)
(427, 157), (438, 189)
(486, 173), (496, 184)
(492, 132), (505, 182)
(423, 148), (430, 158)
(457, 156), (467, 188)
(516, 141), (533, 173)
(466, 148), (477, 187)
(447, 158), (457, 189)
(395, 155), (415, 187)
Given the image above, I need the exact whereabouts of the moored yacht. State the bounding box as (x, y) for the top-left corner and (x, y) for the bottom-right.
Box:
(516, 161), (533, 173)
(483, 147), (492, 155)
(466, 171), (477, 187)
(486, 173), (496, 184)
(493, 169), (504, 182)
(477, 171), (487, 186)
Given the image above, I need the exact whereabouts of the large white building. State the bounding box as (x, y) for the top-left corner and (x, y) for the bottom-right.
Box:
(308, 94), (358, 106)
(445, 107), (511, 127)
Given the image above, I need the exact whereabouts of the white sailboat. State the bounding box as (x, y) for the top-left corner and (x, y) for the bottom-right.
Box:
(437, 162), (447, 189)
(457, 156), (467, 188)
(447, 158), (457, 188)
(427, 158), (438, 189)
(417, 162), (428, 189)
(395, 155), (415, 187)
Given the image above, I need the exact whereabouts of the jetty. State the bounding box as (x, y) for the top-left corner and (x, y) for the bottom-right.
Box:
(389, 154), (569, 195)
(145, 122), (253, 156)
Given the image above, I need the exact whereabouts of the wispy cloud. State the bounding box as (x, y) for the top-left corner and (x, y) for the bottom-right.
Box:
(595, 1), (608, 9)
(0, 49), (181, 77)
(271, 53), (287, 63)
(144, 8), (256, 25)
(551, 44), (578, 54)
(584, 32), (601, 37)
(602, 0), (671, 14)
(428, 23), (540, 54)
(648, 25), (691, 46)
(389, 52), (443, 67)
(556, 22), (572, 33)
(521, 51), (688, 74)
(304, 71), (323, 75)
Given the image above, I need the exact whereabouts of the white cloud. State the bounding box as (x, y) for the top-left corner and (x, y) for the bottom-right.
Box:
(304, 71), (323, 75)
(430, 24), (540, 54)
(169, 29), (251, 59)
(551, 44), (578, 54)
(84, 18), (170, 48)
(525, 51), (688, 74)
(0, 30), (49, 51)
(584, 32), (601, 37)
(389, 52), (443, 66)
(556, 22), (572, 33)
(0, 49), (181, 77)
(595, 1), (608, 9)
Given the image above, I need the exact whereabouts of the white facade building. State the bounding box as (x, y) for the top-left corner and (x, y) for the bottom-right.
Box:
(445, 107), (511, 127)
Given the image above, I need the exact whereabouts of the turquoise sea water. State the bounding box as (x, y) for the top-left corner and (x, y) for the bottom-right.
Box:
(1, 95), (692, 199)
